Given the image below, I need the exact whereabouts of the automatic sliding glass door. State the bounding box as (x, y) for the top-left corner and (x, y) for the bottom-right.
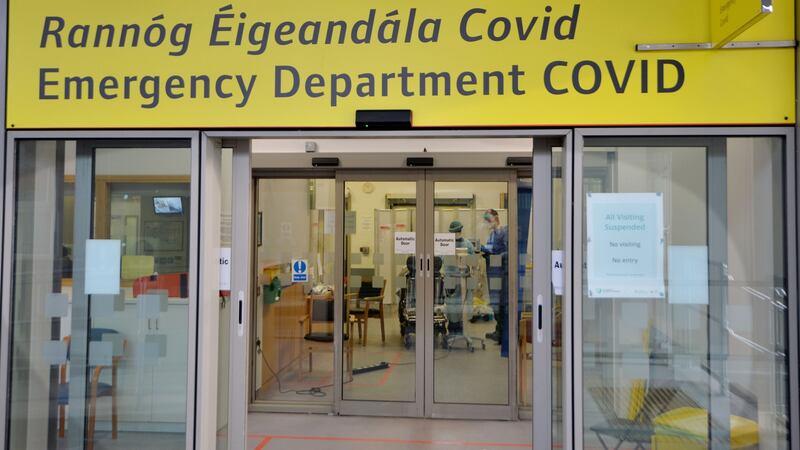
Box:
(336, 169), (538, 421)
(424, 172), (516, 419)
(337, 171), (425, 417)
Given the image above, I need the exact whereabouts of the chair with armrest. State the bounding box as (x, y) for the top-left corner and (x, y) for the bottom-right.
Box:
(58, 328), (127, 450)
(346, 279), (386, 346)
(589, 377), (707, 450)
(518, 314), (533, 405)
(299, 294), (353, 381)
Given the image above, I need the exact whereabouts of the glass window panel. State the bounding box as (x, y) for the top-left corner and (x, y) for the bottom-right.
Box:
(254, 178), (336, 405)
(581, 137), (789, 450)
(8, 140), (191, 450)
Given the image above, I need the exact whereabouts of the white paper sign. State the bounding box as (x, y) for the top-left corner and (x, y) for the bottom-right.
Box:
(586, 193), (665, 299)
(344, 211), (357, 235)
(668, 245), (709, 305)
(434, 233), (456, 256)
(85, 239), (121, 295)
(394, 232), (416, 255)
(551, 250), (564, 296)
(323, 210), (335, 235)
(219, 248), (231, 291)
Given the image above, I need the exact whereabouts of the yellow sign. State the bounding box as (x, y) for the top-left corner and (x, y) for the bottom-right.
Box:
(711, 0), (773, 47)
(6, 0), (796, 128)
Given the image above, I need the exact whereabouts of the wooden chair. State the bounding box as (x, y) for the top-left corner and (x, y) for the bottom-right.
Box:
(347, 280), (386, 346)
(58, 329), (127, 450)
(518, 314), (533, 405)
(299, 294), (353, 381)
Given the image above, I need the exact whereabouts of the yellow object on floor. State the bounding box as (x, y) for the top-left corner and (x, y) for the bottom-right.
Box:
(652, 407), (759, 449)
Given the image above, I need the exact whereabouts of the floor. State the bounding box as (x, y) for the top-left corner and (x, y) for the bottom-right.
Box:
(245, 413), (532, 450)
(255, 304), (517, 406)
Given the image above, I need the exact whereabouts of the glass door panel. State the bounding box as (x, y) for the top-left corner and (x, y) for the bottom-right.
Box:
(428, 178), (512, 411)
(340, 176), (423, 413)
(253, 178), (336, 405)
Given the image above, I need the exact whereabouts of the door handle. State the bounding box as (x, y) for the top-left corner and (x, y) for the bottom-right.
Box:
(426, 254), (431, 278)
(536, 294), (544, 344)
(237, 290), (244, 337)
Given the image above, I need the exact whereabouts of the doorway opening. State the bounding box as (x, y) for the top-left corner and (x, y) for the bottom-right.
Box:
(241, 135), (562, 427)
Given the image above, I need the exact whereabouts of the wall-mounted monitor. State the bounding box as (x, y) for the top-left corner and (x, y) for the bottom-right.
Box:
(153, 196), (183, 215)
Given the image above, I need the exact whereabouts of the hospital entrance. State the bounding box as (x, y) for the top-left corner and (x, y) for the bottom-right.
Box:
(227, 136), (563, 446)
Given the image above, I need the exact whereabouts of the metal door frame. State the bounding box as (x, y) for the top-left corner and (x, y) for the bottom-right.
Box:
(570, 127), (798, 450)
(205, 129), (571, 450)
(0, 131), (199, 450)
(423, 169), (519, 420)
(336, 169), (427, 417)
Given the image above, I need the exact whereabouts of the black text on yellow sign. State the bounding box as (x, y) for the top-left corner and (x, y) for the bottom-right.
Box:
(7, 0), (795, 127)
(35, 4), (683, 109)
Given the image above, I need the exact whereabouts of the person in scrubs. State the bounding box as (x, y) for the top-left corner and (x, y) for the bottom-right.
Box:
(480, 209), (508, 345)
(444, 220), (474, 335)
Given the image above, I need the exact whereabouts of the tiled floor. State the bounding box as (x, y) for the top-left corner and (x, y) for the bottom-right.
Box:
(246, 413), (532, 450)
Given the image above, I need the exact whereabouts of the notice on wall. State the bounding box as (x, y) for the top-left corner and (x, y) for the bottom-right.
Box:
(434, 233), (456, 256)
(394, 232), (416, 255)
(344, 211), (357, 235)
(291, 259), (309, 283)
(586, 193), (665, 299)
(552, 250), (564, 296)
(667, 245), (709, 304)
(85, 239), (121, 295)
(219, 247), (231, 291)
(323, 210), (335, 235)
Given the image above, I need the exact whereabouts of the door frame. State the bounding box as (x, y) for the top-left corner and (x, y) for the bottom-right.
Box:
(0, 130), (199, 450)
(336, 169), (427, 417)
(570, 127), (798, 450)
(205, 129), (572, 450)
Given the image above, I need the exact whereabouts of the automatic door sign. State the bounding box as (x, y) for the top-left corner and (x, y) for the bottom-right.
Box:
(394, 232), (416, 255)
(292, 259), (309, 283)
(434, 233), (456, 256)
(219, 248), (231, 291)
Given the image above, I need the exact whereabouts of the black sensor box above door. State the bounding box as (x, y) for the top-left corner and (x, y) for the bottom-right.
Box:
(356, 110), (413, 129)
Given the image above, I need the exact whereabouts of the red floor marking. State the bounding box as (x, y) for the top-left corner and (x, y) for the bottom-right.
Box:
(376, 351), (403, 387)
(253, 436), (272, 450)
(250, 434), (532, 448)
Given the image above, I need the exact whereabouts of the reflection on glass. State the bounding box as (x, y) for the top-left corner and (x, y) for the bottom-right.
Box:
(254, 179), (336, 404)
(9, 141), (190, 450)
(343, 181), (417, 402)
(433, 181), (509, 405)
(517, 177), (534, 411)
(552, 148), (565, 445)
(582, 138), (789, 450)
(217, 147), (232, 450)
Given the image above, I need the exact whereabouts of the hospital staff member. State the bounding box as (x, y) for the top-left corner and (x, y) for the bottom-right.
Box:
(480, 209), (508, 346)
(444, 220), (475, 335)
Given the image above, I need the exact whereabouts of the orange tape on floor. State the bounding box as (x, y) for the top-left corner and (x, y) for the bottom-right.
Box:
(250, 434), (532, 448)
